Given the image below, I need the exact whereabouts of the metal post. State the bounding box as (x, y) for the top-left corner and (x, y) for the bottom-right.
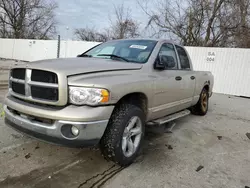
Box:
(57, 35), (60, 58)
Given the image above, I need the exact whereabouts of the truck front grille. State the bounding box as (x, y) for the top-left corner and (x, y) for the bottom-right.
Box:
(10, 68), (59, 102)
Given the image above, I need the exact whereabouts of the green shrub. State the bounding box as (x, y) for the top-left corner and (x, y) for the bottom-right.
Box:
(0, 104), (5, 118)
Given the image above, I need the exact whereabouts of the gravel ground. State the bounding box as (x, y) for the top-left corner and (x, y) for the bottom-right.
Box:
(0, 94), (249, 188)
(0, 59), (25, 70)
(0, 90), (7, 104)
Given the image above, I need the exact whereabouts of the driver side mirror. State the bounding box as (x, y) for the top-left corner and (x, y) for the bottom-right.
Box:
(154, 55), (176, 70)
(154, 56), (165, 70)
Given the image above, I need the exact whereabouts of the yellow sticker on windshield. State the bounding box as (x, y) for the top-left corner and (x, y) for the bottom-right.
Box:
(129, 45), (147, 50)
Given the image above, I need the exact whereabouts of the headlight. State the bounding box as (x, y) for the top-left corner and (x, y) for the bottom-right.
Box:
(69, 86), (109, 105)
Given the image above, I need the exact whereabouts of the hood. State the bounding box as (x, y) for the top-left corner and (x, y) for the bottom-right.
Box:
(21, 57), (143, 76)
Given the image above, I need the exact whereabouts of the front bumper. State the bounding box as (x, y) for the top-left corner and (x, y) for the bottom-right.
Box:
(4, 96), (115, 147)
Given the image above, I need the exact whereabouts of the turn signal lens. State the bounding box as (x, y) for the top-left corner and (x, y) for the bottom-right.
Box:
(101, 89), (109, 103)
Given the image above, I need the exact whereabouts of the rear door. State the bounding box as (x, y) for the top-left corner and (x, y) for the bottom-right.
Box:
(174, 45), (196, 108)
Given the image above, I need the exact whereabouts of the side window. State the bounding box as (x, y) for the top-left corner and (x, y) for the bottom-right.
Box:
(158, 43), (178, 70)
(175, 45), (190, 70)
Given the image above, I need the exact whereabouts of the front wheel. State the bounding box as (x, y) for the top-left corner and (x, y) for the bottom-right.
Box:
(100, 103), (145, 166)
(191, 88), (209, 116)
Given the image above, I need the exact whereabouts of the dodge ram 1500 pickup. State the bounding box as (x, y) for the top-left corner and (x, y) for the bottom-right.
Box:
(4, 39), (214, 166)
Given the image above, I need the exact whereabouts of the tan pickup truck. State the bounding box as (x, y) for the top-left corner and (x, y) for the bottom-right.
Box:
(4, 39), (214, 166)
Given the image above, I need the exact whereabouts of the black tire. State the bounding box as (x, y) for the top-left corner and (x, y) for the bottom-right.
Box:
(191, 88), (209, 116)
(100, 103), (145, 166)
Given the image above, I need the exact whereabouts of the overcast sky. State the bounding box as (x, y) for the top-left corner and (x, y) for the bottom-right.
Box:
(56, 0), (151, 40)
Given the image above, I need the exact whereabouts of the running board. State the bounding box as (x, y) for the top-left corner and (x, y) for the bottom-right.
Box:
(147, 109), (190, 126)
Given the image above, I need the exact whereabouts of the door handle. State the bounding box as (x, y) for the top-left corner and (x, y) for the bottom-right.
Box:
(175, 76), (182, 81)
(190, 76), (196, 80)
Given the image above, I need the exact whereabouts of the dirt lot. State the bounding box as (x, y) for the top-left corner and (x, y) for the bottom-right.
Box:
(0, 92), (249, 188)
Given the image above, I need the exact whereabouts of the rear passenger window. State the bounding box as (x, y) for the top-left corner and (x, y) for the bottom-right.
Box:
(175, 46), (190, 70)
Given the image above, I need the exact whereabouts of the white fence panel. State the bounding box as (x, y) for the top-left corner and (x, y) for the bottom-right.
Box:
(0, 39), (59, 61)
(0, 39), (15, 59)
(0, 39), (99, 61)
(60, 40), (100, 58)
(28, 40), (58, 61)
(12, 39), (33, 61)
(186, 47), (250, 97)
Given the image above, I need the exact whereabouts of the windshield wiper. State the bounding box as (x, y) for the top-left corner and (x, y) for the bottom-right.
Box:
(97, 54), (129, 62)
(78, 54), (92, 57)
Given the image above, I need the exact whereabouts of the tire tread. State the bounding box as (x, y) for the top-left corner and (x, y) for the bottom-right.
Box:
(100, 103), (145, 166)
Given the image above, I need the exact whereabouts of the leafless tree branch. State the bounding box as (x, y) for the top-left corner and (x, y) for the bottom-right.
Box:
(138, 0), (250, 47)
(74, 3), (140, 42)
(0, 0), (58, 39)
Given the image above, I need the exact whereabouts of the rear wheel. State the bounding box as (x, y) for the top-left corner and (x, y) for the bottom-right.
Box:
(191, 88), (209, 116)
(100, 103), (145, 166)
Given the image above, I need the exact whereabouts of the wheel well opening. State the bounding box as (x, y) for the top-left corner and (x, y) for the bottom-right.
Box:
(116, 93), (148, 116)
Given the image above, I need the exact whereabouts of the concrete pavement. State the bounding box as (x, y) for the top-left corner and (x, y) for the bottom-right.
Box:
(0, 94), (249, 188)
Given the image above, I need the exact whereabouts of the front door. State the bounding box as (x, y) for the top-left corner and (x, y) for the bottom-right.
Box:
(150, 43), (184, 120)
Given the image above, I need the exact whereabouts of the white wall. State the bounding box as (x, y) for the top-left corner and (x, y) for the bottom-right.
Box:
(186, 47), (250, 97)
(0, 38), (100, 61)
(0, 38), (249, 97)
(0, 39), (15, 59)
(61, 40), (100, 58)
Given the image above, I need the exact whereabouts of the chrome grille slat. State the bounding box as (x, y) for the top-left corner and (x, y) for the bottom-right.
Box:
(29, 81), (58, 88)
(10, 77), (25, 84)
(25, 69), (32, 97)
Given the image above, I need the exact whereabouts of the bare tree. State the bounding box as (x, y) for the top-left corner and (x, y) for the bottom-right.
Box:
(75, 4), (140, 42)
(230, 0), (250, 47)
(74, 27), (110, 42)
(0, 0), (57, 39)
(109, 4), (140, 39)
(138, 0), (244, 47)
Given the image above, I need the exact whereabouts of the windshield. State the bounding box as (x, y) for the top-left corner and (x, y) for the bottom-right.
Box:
(80, 40), (157, 64)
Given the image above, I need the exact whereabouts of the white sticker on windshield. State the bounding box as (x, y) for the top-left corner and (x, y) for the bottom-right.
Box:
(129, 45), (147, 50)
